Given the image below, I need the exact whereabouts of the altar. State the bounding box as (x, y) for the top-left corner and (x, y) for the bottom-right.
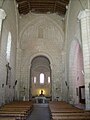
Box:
(35, 96), (47, 103)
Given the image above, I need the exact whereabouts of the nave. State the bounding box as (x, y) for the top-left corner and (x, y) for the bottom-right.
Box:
(0, 0), (90, 112)
(0, 101), (90, 120)
(27, 104), (50, 120)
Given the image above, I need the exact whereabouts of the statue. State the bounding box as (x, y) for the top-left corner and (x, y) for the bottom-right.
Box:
(35, 90), (46, 103)
(39, 90), (44, 97)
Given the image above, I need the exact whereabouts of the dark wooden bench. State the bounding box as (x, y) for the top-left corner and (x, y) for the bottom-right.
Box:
(0, 101), (33, 120)
(52, 116), (90, 120)
(0, 117), (16, 120)
(49, 101), (90, 120)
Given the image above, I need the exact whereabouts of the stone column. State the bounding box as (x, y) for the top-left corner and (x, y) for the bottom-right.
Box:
(78, 9), (90, 110)
(0, 9), (6, 35)
(0, 9), (6, 104)
(0, 9), (6, 50)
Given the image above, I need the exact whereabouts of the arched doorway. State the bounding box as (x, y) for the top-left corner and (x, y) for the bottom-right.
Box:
(30, 55), (52, 101)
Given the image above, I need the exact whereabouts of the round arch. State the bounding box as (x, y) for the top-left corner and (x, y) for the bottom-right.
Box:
(29, 52), (53, 69)
(19, 15), (64, 41)
(29, 54), (52, 101)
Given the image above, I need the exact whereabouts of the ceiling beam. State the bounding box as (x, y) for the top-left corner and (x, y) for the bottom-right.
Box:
(16, 0), (69, 15)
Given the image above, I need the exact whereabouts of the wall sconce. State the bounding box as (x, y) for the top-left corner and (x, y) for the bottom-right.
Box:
(2, 84), (4, 88)
(77, 76), (79, 81)
(56, 88), (58, 90)
(23, 87), (26, 92)
(81, 70), (84, 75)
(15, 80), (17, 86)
(65, 81), (67, 86)
(9, 85), (11, 88)
(65, 81), (69, 89)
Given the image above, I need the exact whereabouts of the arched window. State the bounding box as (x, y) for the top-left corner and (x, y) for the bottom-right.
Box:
(33, 76), (36, 84)
(48, 76), (50, 83)
(40, 73), (44, 84)
(6, 32), (11, 62)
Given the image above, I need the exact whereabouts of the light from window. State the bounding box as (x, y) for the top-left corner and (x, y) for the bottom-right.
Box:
(6, 32), (11, 62)
(34, 77), (36, 84)
(48, 77), (50, 83)
(40, 73), (44, 84)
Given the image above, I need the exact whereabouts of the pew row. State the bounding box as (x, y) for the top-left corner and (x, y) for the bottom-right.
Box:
(0, 101), (33, 120)
(0, 117), (15, 120)
(49, 101), (90, 120)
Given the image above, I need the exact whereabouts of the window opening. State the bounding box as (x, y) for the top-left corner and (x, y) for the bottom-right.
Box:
(40, 73), (44, 84)
(48, 76), (50, 83)
(6, 32), (11, 62)
(33, 77), (36, 84)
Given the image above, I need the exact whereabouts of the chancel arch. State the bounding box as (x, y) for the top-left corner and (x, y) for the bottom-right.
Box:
(18, 14), (64, 101)
(30, 55), (52, 100)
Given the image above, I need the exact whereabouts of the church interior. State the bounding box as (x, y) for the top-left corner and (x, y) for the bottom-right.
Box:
(0, 0), (90, 120)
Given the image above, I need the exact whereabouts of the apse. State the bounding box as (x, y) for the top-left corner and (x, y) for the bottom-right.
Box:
(30, 56), (51, 97)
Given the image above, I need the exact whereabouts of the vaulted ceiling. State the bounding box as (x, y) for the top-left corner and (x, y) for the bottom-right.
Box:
(16, 0), (69, 16)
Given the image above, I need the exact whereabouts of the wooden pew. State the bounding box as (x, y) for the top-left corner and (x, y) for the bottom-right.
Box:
(49, 101), (90, 120)
(0, 117), (16, 120)
(52, 116), (90, 120)
(0, 113), (26, 120)
(0, 101), (33, 120)
(52, 112), (90, 119)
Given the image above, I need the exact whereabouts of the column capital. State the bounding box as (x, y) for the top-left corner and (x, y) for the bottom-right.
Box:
(78, 9), (90, 20)
(0, 9), (6, 20)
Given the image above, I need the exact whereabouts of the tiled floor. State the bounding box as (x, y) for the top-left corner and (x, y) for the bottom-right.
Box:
(27, 103), (50, 120)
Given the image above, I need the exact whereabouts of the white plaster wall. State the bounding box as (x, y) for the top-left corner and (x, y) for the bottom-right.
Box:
(0, 0), (17, 105)
(16, 13), (64, 100)
(65, 0), (88, 104)
(79, 10), (90, 110)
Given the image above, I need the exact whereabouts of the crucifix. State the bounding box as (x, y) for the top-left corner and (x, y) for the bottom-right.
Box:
(6, 63), (11, 86)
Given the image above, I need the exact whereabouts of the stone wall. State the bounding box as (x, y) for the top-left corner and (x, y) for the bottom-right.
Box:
(65, 0), (90, 109)
(16, 13), (65, 100)
(0, 0), (17, 105)
(78, 9), (90, 110)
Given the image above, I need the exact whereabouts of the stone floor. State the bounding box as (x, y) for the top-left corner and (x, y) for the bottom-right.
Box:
(27, 103), (50, 120)
(75, 103), (85, 110)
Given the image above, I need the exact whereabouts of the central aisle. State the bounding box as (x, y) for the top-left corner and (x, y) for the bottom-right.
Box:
(27, 104), (50, 120)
